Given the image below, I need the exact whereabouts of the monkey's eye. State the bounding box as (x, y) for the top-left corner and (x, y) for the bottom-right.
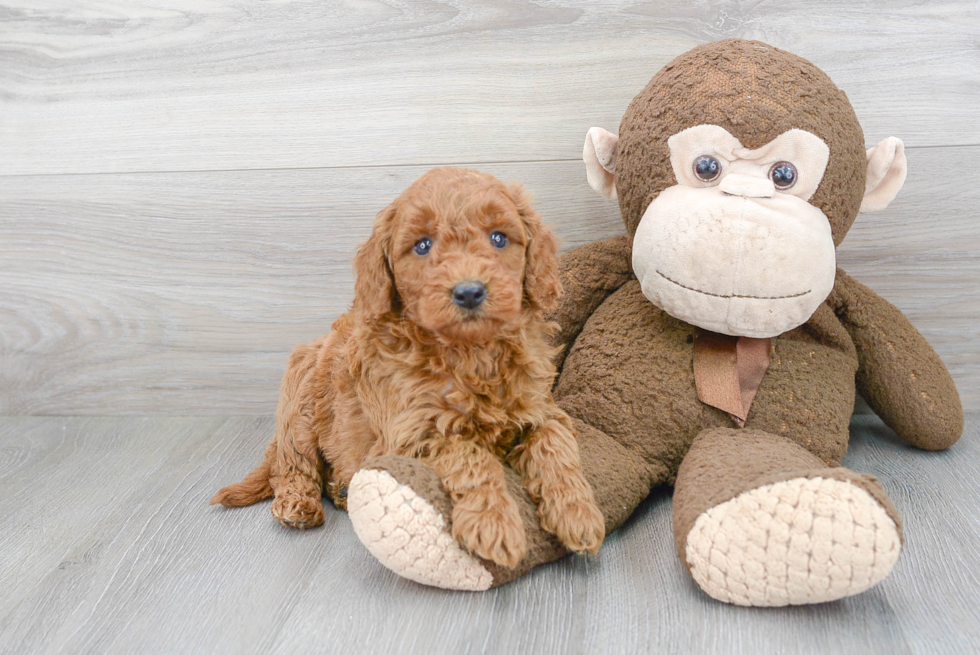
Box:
(489, 231), (508, 249)
(693, 155), (722, 182)
(414, 237), (432, 256)
(769, 162), (798, 190)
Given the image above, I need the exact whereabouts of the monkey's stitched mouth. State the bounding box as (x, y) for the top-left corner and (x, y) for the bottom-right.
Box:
(656, 270), (811, 300)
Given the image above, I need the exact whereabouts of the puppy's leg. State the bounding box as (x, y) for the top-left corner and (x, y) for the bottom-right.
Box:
(319, 404), (381, 511)
(269, 340), (331, 530)
(512, 413), (605, 555)
(426, 441), (527, 569)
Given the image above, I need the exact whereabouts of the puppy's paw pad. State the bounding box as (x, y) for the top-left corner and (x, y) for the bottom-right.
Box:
(271, 494), (324, 530)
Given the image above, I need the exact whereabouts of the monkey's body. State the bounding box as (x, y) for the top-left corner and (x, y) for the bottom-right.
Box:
(344, 39), (963, 605)
(557, 277), (856, 480)
(541, 239), (961, 605)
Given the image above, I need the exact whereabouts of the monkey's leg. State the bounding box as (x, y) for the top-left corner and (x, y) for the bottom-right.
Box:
(674, 428), (903, 607)
(346, 418), (658, 590)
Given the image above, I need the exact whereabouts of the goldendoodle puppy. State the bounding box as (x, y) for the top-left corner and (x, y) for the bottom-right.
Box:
(211, 167), (604, 568)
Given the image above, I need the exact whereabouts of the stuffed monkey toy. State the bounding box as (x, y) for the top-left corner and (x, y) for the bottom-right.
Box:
(343, 39), (963, 606)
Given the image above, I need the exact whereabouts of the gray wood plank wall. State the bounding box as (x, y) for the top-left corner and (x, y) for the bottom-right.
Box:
(2, 1), (978, 415)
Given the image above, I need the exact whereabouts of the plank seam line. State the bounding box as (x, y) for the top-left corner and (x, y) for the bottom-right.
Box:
(1, 143), (975, 179)
(0, 158), (581, 179)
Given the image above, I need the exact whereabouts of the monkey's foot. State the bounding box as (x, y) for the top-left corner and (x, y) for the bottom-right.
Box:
(348, 459), (493, 591)
(685, 476), (901, 606)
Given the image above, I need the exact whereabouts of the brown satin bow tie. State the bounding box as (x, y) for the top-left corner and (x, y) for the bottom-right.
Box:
(693, 330), (772, 428)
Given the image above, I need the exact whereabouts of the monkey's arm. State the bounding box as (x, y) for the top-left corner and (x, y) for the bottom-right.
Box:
(828, 268), (963, 450)
(547, 234), (633, 370)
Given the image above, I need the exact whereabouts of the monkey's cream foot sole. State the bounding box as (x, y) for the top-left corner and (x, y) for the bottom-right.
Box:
(685, 476), (901, 606)
(348, 469), (493, 591)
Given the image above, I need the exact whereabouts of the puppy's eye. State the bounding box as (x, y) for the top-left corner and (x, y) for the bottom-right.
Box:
(414, 237), (432, 256)
(489, 231), (508, 249)
(693, 155), (722, 182)
(769, 162), (797, 190)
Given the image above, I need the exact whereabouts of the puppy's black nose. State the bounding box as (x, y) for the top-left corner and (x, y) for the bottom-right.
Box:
(452, 281), (486, 310)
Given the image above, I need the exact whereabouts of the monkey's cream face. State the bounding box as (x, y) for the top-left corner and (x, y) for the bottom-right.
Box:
(631, 125), (837, 338)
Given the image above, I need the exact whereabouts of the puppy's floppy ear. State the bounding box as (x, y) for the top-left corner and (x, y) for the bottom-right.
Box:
(508, 182), (561, 314)
(353, 202), (399, 317)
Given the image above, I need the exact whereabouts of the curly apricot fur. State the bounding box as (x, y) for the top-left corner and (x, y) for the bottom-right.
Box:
(211, 167), (604, 567)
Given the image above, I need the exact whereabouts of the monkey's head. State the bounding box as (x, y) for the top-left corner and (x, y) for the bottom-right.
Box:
(584, 39), (907, 338)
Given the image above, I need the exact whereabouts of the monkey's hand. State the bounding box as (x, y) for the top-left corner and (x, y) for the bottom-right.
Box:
(547, 234), (633, 371)
(829, 268), (963, 450)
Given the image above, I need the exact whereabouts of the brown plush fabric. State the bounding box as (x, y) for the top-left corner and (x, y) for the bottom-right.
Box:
(828, 269), (964, 450)
(553, 280), (859, 468)
(489, 417), (660, 587)
(616, 38), (866, 245)
(549, 233), (634, 371)
(572, 417), (665, 534)
(361, 413), (660, 588)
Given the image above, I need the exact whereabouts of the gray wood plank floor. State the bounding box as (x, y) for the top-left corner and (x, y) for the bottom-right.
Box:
(0, 414), (977, 655)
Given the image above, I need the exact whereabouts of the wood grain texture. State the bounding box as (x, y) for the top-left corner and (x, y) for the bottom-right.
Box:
(2, 146), (976, 415)
(0, 414), (977, 654)
(2, 3), (976, 653)
(0, 1), (978, 176)
(0, 160), (620, 414)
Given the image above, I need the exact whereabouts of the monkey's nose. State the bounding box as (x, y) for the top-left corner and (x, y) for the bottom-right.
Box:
(452, 281), (486, 310)
(719, 174), (775, 198)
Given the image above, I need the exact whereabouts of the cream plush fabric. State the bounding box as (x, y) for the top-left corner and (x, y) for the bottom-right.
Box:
(627, 125), (838, 337)
(348, 469), (493, 591)
(583, 127), (619, 200)
(861, 137), (908, 213)
(685, 476), (902, 606)
(631, 184), (837, 338)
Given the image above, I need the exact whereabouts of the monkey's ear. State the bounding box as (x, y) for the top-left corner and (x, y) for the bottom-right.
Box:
(353, 203), (399, 317)
(583, 127), (619, 200)
(860, 137), (907, 213)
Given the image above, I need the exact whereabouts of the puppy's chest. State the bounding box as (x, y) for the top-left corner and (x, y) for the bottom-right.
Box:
(359, 331), (544, 447)
(434, 376), (524, 430)
(417, 367), (534, 451)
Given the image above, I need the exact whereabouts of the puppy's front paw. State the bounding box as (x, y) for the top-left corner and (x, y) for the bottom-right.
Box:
(271, 493), (324, 530)
(539, 489), (605, 555)
(451, 493), (527, 569)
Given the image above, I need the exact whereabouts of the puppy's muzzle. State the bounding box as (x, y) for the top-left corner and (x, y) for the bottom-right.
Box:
(452, 281), (486, 310)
